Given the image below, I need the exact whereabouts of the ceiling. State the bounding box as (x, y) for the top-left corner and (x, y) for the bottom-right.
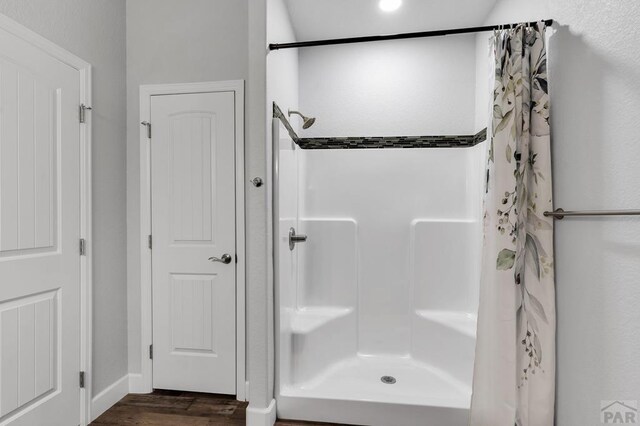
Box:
(283, 0), (499, 41)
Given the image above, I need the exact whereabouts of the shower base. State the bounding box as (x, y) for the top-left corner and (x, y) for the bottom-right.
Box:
(277, 355), (470, 426)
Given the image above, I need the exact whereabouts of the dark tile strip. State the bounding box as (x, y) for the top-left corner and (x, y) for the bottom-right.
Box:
(474, 127), (488, 145)
(296, 128), (488, 150)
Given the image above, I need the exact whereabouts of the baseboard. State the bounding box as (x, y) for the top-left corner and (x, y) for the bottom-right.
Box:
(90, 374), (129, 421)
(128, 373), (152, 394)
(240, 380), (250, 402)
(246, 399), (277, 426)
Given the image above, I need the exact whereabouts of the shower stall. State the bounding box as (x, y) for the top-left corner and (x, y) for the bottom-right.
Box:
(273, 106), (486, 425)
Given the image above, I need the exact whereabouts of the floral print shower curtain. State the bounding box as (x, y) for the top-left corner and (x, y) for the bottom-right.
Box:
(470, 22), (555, 426)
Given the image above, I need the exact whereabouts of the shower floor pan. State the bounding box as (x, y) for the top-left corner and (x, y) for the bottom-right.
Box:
(277, 355), (470, 426)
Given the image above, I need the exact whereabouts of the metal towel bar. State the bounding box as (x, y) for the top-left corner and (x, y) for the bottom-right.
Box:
(543, 208), (640, 220)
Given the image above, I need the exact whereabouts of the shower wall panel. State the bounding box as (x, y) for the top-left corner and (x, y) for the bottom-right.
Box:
(299, 148), (482, 356)
(276, 130), (300, 388)
(411, 219), (480, 313)
(297, 219), (357, 309)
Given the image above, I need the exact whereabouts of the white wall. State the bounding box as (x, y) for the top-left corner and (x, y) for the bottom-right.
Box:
(267, 0), (299, 409)
(0, 0), (128, 396)
(299, 35), (479, 137)
(248, 0), (299, 416)
(476, 2), (640, 424)
(268, 0), (299, 118)
(246, 0), (274, 417)
(474, 32), (492, 132)
(125, 0), (248, 378)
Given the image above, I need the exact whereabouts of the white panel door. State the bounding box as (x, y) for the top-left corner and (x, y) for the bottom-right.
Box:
(0, 24), (81, 426)
(151, 92), (236, 394)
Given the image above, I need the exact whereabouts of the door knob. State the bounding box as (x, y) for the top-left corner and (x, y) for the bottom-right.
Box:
(209, 254), (232, 264)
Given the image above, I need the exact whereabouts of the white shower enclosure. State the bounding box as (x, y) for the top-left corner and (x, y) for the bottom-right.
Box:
(273, 120), (485, 425)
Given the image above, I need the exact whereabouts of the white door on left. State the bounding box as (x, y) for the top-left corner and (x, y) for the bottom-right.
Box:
(0, 22), (82, 426)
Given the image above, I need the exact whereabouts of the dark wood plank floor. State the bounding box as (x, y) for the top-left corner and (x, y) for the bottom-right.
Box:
(91, 390), (344, 425)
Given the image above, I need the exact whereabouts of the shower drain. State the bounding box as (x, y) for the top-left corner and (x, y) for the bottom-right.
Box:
(380, 375), (396, 384)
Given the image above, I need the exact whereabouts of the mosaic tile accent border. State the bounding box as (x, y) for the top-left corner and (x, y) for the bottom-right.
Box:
(296, 128), (487, 149)
(273, 102), (488, 150)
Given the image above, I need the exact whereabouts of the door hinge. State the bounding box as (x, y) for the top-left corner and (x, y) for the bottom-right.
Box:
(149, 344), (153, 360)
(148, 235), (152, 250)
(141, 121), (152, 139)
(79, 371), (85, 388)
(79, 238), (86, 256)
(79, 104), (92, 123)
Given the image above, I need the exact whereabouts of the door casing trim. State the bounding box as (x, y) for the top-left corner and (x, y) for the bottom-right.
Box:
(137, 81), (246, 400)
(0, 12), (93, 425)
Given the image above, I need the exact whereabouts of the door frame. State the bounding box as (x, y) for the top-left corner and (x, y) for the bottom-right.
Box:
(0, 13), (93, 425)
(137, 81), (246, 400)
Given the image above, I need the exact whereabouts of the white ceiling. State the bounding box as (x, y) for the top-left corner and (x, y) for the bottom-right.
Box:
(284, 0), (499, 41)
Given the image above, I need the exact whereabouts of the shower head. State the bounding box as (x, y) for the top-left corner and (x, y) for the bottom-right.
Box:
(288, 109), (316, 129)
(302, 116), (316, 129)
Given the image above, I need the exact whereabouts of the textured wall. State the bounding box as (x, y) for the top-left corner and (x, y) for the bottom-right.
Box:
(125, 0), (249, 377)
(0, 0), (128, 396)
(476, 1), (640, 424)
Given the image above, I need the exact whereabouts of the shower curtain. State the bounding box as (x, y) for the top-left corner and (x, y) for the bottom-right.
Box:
(470, 22), (555, 426)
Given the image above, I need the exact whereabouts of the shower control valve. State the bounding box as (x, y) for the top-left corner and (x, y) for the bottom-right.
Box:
(289, 228), (307, 251)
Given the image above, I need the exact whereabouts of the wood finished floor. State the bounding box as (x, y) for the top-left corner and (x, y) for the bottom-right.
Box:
(91, 390), (345, 426)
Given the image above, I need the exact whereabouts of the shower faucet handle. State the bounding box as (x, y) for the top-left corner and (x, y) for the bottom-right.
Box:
(289, 228), (307, 251)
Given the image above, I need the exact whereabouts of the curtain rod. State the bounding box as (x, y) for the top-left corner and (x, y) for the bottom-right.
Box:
(269, 19), (554, 50)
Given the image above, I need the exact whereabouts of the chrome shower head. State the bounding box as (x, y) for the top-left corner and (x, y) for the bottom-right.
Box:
(302, 116), (316, 129)
(288, 109), (316, 129)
